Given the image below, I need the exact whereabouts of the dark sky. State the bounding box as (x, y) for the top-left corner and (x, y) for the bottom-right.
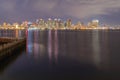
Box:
(0, 0), (120, 25)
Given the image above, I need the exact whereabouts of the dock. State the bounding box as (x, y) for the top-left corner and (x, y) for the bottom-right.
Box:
(0, 38), (26, 60)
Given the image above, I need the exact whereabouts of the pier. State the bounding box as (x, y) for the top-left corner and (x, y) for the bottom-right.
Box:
(0, 38), (26, 60)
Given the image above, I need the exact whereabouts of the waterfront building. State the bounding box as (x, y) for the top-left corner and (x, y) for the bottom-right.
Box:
(3, 22), (7, 28)
(66, 19), (72, 29)
(53, 18), (58, 29)
(38, 18), (45, 28)
(91, 20), (99, 28)
(47, 18), (54, 29)
(88, 20), (99, 28)
(7, 23), (11, 27)
(74, 21), (82, 29)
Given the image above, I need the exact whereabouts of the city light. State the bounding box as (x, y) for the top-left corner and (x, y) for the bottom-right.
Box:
(0, 18), (120, 30)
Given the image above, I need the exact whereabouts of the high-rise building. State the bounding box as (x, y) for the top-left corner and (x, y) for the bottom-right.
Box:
(88, 20), (99, 28)
(53, 18), (58, 29)
(91, 20), (99, 28)
(39, 18), (45, 28)
(75, 21), (82, 29)
(47, 18), (53, 29)
(3, 22), (7, 27)
(66, 19), (72, 28)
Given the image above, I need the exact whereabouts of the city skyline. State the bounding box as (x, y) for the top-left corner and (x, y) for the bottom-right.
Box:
(0, 0), (120, 25)
(2, 18), (120, 30)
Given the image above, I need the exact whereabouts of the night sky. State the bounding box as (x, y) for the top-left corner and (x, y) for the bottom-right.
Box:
(0, 0), (120, 25)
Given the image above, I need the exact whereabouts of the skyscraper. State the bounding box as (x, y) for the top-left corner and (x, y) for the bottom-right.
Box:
(88, 20), (99, 28)
(66, 19), (72, 29)
(91, 20), (99, 28)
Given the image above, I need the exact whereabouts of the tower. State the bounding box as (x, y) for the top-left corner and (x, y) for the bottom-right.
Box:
(66, 19), (72, 28)
(91, 20), (99, 28)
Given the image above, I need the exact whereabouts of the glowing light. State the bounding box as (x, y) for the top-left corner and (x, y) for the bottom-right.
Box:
(16, 25), (19, 28)
(92, 20), (99, 23)
(54, 18), (57, 21)
(48, 18), (52, 21)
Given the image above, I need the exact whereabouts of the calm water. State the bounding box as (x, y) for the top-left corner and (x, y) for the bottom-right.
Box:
(0, 29), (26, 38)
(0, 30), (120, 80)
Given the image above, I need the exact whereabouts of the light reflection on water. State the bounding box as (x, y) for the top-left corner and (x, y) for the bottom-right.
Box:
(92, 30), (101, 67)
(54, 30), (58, 64)
(0, 30), (120, 80)
(48, 30), (52, 64)
(47, 30), (58, 64)
(0, 30), (25, 38)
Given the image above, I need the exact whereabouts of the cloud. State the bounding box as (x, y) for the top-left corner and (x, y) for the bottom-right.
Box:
(0, 0), (16, 12)
(59, 0), (120, 18)
(32, 0), (57, 11)
(1, 0), (120, 18)
(0, 0), (120, 24)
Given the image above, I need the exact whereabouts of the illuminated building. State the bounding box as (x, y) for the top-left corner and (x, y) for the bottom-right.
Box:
(47, 18), (53, 29)
(7, 23), (11, 27)
(74, 21), (82, 29)
(87, 20), (99, 28)
(38, 18), (45, 28)
(3, 22), (7, 27)
(21, 21), (28, 28)
(27, 22), (33, 27)
(66, 19), (72, 28)
(53, 18), (58, 29)
(60, 21), (64, 29)
(13, 23), (19, 27)
(58, 19), (63, 29)
(36, 19), (39, 24)
(91, 20), (99, 28)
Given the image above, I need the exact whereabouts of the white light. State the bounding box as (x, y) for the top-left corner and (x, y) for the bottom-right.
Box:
(16, 25), (18, 28)
(48, 18), (52, 21)
(54, 18), (57, 21)
(92, 20), (99, 23)
(40, 18), (43, 21)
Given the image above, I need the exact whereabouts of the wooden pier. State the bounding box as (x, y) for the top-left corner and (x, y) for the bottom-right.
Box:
(0, 38), (26, 60)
